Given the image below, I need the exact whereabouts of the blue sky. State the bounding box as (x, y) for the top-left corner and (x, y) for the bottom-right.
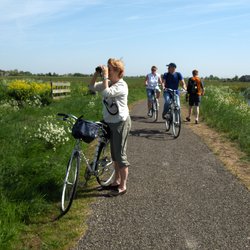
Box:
(1, 0), (250, 78)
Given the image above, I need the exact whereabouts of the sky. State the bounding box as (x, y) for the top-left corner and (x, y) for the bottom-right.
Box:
(1, 0), (250, 78)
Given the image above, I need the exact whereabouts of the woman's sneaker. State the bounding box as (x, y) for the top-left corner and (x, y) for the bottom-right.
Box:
(186, 117), (191, 122)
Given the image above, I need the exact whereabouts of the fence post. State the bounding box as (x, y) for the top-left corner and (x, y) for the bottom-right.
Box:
(50, 81), (53, 98)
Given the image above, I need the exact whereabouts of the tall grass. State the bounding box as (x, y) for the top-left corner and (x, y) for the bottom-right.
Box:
(201, 85), (250, 158)
(0, 76), (145, 248)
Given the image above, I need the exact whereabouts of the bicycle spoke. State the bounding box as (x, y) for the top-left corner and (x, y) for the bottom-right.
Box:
(172, 109), (181, 138)
(96, 141), (115, 186)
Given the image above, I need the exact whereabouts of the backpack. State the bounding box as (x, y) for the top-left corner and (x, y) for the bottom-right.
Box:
(187, 77), (198, 94)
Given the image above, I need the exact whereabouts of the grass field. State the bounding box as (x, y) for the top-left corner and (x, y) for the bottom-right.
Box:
(0, 76), (145, 249)
(0, 76), (249, 249)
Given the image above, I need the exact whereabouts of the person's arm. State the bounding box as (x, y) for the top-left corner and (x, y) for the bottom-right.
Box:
(145, 75), (148, 87)
(180, 79), (187, 91)
(201, 80), (205, 95)
(90, 72), (99, 86)
(89, 68), (105, 92)
(162, 75), (166, 90)
(101, 65), (109, 90)
(158, 74), (163, 86)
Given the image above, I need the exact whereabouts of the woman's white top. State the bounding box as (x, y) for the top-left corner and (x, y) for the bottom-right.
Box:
(146, 73), (160, 89)
(89, 79), (129, 123)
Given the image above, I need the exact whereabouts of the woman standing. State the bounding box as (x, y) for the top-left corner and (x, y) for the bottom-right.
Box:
(89, 58), (131, 196)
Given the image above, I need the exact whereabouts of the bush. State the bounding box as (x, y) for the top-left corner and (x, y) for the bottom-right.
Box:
(7, 80), (52, 106)
(0, 80), (9, 101)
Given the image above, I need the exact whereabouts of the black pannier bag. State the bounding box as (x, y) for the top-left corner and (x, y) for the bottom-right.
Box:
(72, 119), (99, 143)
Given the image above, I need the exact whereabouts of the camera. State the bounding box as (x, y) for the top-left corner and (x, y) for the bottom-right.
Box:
(95, 66), (102, 74)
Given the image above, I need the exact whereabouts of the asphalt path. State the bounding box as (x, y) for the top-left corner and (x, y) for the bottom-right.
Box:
(73, 99), (250, 250)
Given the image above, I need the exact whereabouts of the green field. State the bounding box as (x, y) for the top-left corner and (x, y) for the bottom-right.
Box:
(0, 77), (249, 249)
(0, 76), (146, 249)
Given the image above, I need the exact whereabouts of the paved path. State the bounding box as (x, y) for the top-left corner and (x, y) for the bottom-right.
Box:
(74, 99), (250, 250)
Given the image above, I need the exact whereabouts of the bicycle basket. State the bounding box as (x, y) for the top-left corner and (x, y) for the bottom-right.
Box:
(72, 119), (99, 143)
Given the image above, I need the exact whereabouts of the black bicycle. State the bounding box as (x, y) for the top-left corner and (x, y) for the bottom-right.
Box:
(163, 88), (181, 138)
(57, 113), (114, 215)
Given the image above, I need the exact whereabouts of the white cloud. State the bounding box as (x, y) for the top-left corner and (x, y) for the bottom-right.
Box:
(0, 0), (102, 23)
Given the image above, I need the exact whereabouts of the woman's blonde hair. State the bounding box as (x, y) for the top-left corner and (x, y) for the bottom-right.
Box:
(108, 58), (125, 78)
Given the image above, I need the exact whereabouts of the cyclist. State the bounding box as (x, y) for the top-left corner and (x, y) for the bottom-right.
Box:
(186, 69), (205, 124)
(162, 63), (186, 119)
(145, 66), (162, 117)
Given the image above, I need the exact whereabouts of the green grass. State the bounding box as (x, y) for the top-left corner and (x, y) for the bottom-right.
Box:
(0, 76), (146, 249)
(1, 76), (249, 249)
(200, 82), (250, 159)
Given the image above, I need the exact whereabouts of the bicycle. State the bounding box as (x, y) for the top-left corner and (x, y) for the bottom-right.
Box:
(148, 88), (159, 122)
(57, 113), (115, 215)
(163, 88), (182, 138)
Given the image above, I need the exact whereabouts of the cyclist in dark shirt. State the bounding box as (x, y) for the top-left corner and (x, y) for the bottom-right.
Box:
(162, 63), (186, 119)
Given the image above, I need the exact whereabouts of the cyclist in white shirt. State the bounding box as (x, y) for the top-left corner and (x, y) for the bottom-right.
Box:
(145, 66), (162, 117)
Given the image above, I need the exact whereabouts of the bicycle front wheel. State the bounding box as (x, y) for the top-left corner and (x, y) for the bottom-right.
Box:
(61, 151), (80, 214)
(172, 109), (181, 138)
(96, 140), (115, 186)
(152, 101), (158, 122)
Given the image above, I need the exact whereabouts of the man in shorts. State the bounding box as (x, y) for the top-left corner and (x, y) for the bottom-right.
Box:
(186, 69), (205, 124)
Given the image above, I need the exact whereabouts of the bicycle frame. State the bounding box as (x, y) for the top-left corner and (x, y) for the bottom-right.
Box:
(164, 88), (181, 138)
(79, 135), (108, 177)
(149, 88), (159, 121)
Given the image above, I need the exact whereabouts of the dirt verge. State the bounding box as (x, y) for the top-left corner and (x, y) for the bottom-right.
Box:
(181, 105), (250, 190)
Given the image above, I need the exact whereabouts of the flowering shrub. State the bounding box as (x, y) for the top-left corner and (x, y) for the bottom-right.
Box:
(0, 99), (19, 112)
(7, 80), (51, 107)
(34, 116), (70, 151)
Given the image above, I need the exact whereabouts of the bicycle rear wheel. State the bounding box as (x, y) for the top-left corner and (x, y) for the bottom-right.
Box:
(61, 151), (80, 214)
(172, 109), (181, 138)
(96, 140), (115, 186)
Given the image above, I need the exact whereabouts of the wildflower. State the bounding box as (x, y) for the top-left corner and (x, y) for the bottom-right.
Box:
(34, 116), (70, 150)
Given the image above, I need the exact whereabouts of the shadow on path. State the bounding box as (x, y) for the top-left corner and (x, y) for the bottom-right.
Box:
(130, 128), (174, 141)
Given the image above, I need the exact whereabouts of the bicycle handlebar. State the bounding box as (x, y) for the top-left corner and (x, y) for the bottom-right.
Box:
(164, 88), (187, 94)
(57, 113), (108, 130)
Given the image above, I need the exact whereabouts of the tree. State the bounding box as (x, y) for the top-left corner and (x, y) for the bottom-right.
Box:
(232, 75), (238, 81)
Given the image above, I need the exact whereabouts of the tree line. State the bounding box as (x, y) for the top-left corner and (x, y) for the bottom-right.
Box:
(1, 69), (249, 82)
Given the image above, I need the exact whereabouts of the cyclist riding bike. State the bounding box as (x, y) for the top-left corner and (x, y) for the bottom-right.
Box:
(162, 63), (187, 119)
(145, 66), (162, 117)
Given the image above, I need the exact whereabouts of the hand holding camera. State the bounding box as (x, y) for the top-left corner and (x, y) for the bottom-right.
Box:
(95, 66), (103, 75)
(95, 65), (108, 79)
